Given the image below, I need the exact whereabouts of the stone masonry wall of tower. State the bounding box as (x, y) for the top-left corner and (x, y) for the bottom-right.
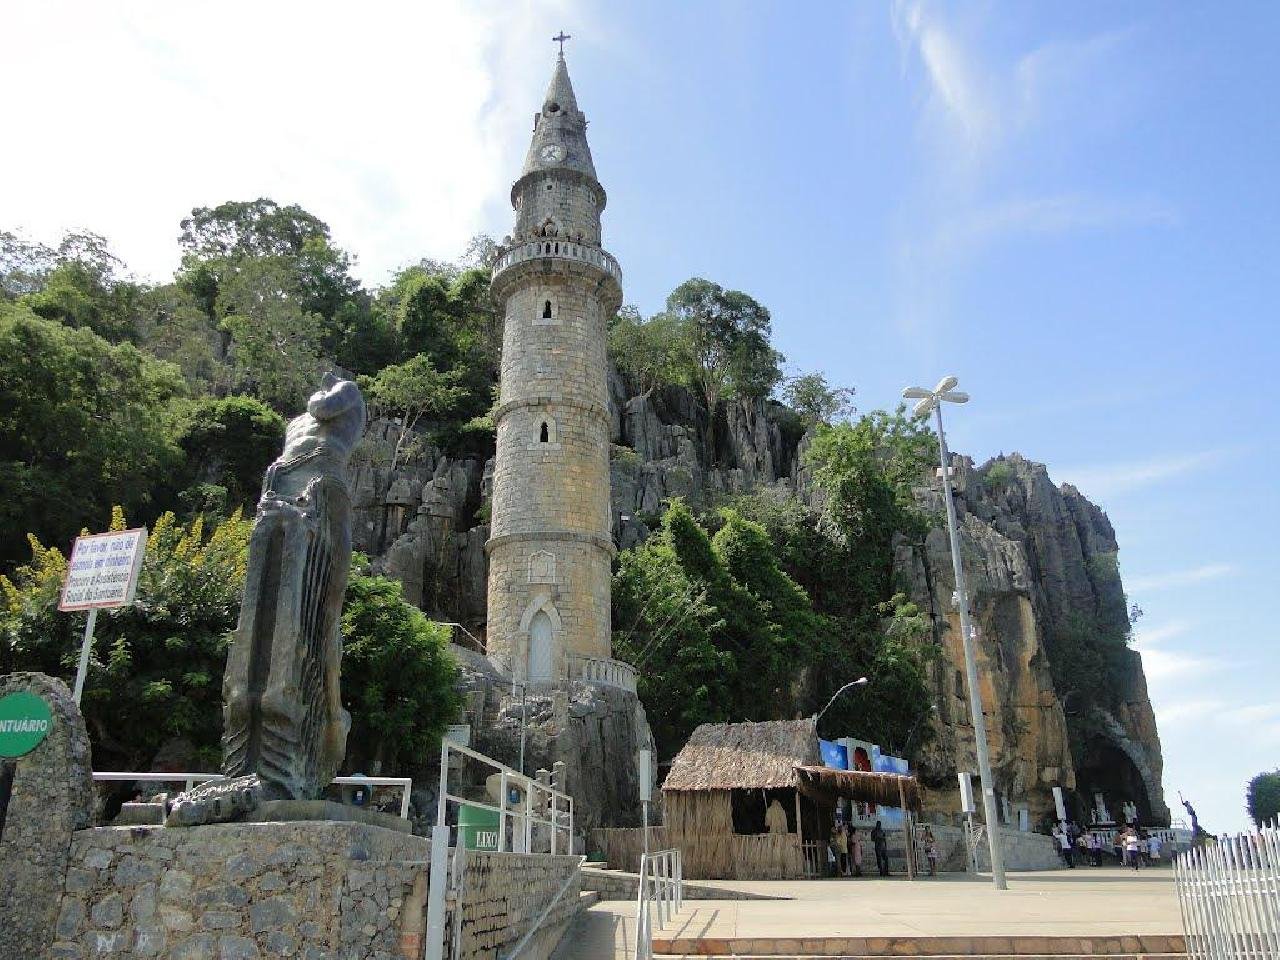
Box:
(486, 54), (621, 681)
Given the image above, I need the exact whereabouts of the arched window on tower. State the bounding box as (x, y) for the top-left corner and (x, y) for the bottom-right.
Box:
(543, 300), (553, 319)
(540, 421), (549, 443)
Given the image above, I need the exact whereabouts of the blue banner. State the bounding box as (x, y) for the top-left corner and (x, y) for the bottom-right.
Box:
(819, 739), (848, 770)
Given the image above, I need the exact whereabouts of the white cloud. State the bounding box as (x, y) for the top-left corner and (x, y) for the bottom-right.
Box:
(1132, 620), (1192, 646)
(1156, 698), (1225, 726)
(891, 0), (995, 157)
(1137, 647), (1223, 683)
(0, 0), (585, 286)
(926, 194), (1177, 260)
(1057, 449), (1225, 499)
(1127, 564), (1234, 593)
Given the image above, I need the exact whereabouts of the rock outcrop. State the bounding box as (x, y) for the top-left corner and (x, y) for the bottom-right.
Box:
(351, 371), (1167, 830)
(895, 454), (1168, 827)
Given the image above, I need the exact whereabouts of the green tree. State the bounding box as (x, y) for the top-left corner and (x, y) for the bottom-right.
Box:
(0, 305), (185, 569)
(216, 257), (327, 410)
(781, 372), (856, 427)
(1246, 770), (1280, 827)
(178, 199), (369, 370)
(0, 507), (253, 770)
(340, 565), (461, 774)
(359, 354), (466, 470)
(613, 505), (730, 756)
(607, 306), (681, 395)
(173, 395), (286, 514)
(663, 278), (784, 458)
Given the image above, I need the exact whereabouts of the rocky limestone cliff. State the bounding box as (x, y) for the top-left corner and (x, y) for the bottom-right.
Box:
(350, 370), (1167, 829)
(895, 454), (1168, 827)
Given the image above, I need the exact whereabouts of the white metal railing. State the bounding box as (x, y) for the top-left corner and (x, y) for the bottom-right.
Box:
(1174, 822), (1280, 960)
(567, 653), (638, 693)
(492, 239), (622, 283)
(91, 772), (413, 819)
(424, 738), (576, 960)
(634, 849), (683, 960)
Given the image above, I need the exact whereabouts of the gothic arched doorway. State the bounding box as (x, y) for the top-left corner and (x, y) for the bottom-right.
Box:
(529, 610), (554, 682)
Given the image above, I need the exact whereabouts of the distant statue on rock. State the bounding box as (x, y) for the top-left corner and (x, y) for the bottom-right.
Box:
(168, 373), (366, 826)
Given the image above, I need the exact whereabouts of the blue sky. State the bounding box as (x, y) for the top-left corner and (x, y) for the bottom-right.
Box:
(3, 1), (1277, 831)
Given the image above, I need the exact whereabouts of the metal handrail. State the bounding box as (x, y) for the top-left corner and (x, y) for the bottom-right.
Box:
(92, 772), (414, 819)
(634, 849), (683, 960)
(500, 855), (586, 960)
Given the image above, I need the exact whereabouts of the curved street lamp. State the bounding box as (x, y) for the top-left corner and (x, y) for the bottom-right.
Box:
(814, 676), (869, 723)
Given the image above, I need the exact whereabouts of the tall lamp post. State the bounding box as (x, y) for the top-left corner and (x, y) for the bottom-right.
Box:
(902, 375), (1008, 891)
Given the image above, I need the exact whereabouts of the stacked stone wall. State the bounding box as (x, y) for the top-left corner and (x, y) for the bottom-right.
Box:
(456, 851), (579, 960)
(0, 673), (94, 960)
(52, 822), (429, 960)
(50, 823), (585, 960)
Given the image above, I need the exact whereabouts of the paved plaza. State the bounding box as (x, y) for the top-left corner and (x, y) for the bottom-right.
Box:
(555, 868), (1184, 959)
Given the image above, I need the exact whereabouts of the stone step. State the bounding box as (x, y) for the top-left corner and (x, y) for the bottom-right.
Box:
(656, 955), (1186, 960)
(650, 935), (1187, 957)
(578, 890), (600, 910)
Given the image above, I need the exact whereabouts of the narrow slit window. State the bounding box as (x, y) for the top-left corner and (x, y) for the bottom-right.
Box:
(540, 421), (549, 443)
(543, 300), (553, 319)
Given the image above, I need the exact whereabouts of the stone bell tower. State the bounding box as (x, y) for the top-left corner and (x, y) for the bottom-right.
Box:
(486, 50), (623, 684)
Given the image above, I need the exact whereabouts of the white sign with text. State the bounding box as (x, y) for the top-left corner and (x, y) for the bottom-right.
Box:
(59, 528), (148, 611)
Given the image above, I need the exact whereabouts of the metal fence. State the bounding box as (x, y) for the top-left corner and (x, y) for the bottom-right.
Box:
(634, 848), (683, 960)
(92, 771), (414, 819)
(1174, 822), (1280, 960)
(424, 738), (575, 960)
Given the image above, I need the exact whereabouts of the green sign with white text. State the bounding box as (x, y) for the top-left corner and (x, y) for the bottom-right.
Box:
(0, 692), (53, 758)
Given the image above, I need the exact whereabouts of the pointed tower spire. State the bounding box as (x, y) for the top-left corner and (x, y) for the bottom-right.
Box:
(520, 52), (597, 181)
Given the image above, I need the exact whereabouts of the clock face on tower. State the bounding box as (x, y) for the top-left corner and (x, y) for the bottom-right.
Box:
(538, 144), (565, 164)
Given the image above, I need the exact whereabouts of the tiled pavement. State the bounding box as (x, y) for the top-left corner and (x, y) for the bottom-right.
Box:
(553, 868), (1184, 959)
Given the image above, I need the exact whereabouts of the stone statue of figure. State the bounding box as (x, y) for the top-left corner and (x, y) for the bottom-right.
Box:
(168, 374), (366, 826)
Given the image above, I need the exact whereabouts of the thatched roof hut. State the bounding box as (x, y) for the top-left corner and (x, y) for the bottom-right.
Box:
(648, 718), (923, 880)
(663, 719), (820, 792)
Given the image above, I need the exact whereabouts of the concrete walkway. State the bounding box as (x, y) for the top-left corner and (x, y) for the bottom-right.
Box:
(553, 868), (1184, 959)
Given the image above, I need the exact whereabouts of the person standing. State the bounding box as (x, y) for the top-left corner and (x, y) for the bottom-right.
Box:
(850, 826), (864, 877)
(924, 827), (939, 877)
(1147, 832), (1161, 866)
(1057, 826), (1075, 867)
(1124, 829), (1141, 870)
(871, 820), (890, 877)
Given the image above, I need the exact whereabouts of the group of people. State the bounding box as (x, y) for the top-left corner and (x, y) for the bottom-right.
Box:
(1051, 821), (1162, 869)
(828, 820), (941, 877)
(828, 820), (892, 877)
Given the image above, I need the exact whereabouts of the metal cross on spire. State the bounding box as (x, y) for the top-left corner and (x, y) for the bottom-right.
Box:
(552, 31), (571, 55)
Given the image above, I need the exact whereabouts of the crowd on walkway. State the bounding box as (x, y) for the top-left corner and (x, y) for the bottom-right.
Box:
(826, 820), (941, 878)
(1051, 821), (1163, 869)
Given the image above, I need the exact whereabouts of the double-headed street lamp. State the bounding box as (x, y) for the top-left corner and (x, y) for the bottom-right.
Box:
(902, 375), (1008, 891)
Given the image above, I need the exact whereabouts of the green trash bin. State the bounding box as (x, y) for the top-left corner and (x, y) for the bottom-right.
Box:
(458, 803), (500, 851)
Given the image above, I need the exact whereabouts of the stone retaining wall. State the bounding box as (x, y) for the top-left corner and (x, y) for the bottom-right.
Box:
(51, 823), (581, 960)
(52, 821), (429, 960)
(458, 851), (580, 960)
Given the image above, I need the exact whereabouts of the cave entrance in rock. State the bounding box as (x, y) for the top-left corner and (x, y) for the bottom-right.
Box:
(529, 609), (554, 682)
(1075, 738), (1153, 825)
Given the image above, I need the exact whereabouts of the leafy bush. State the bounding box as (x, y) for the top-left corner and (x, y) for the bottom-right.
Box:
(1247, 770), (1280, 827)
(983, 460), (1015, 489)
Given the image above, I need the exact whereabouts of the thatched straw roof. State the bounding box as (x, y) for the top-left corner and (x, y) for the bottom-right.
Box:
(794, 765), (923, 812)
(663, 719), (820, 792)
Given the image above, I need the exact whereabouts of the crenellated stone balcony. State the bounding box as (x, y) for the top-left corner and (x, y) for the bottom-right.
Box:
(566, 653), (637, 694)
(492, 239), (622, 284)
